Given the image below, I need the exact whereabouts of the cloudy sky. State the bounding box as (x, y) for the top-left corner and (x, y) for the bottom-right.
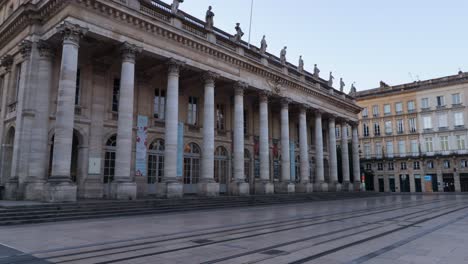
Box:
(161, 0), (468, 92)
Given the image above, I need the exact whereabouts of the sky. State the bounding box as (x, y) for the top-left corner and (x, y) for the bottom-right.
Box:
(161, 0), (468, 92)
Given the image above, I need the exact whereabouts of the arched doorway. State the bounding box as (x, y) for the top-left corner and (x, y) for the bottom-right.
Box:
(214, 146), (229, 193)
(48, 130), (81, 183)
(183, 143), (201, 194)
(103, 134), (117, 198)
(1, 127), (15, 193)
(147, 138), (164, 194)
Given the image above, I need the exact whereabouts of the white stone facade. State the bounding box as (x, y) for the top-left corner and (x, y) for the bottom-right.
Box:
(0, 0), (360, 201)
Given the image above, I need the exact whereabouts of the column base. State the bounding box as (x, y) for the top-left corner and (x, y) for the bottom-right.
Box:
(329, 182), (342, 192)
(24, 179), (46, 201)
(342, 181), (354, 192)
(81, 178), (103, 199)
(197, 181), (220, 197)
(157, 181), (184, 198)
(354, 182), (362, 192)
(111, 182), (137, 200)
(274, 182), (295, 194)
(314, 182), (329, 192)
(296, 182), (313, 193)
(255, 181), (275, 194)
(45, 181), (77, 202)
(4, 178), (19, 200)
(229, 181), (250, 196)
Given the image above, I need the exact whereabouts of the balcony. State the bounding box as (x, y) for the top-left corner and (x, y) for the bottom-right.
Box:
(408, 109), (416, 113)
(454, 125), (465, 130)
(436, 105), (446, 110)
(452, 103), (464, 109)
(438, 126), (449, 132)
(397, 130), (404, 135)
(421, 107), (431, 112)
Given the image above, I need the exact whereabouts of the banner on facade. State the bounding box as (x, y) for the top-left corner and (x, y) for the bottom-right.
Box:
(177, 122), (184, 177)
(135, 115), (148, 177)
(290, 141), (295, 182)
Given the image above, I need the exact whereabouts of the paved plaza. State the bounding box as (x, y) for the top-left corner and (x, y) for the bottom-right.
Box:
(0, 194), (467, 263)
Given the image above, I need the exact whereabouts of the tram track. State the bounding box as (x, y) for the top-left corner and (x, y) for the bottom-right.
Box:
(35, 200), (458, 264)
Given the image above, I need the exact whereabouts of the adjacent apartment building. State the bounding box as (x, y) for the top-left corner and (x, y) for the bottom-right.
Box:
(355, 73), (468, 193)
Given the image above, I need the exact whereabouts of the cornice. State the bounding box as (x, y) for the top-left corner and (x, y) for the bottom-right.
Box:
(0, 0), (361, 116)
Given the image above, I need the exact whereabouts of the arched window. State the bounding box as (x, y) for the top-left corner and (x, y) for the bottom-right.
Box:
(148, 139), (164, 184)
(244, 149), (251, 181)
(184, 143), (201, 184)
(104, 135), (117, 184)
(214, 146), (229, 184)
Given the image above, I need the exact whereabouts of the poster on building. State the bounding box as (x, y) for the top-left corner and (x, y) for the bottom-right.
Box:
(177, 122), (184, 177)
(135, 115), (148, 177)
(290, 141), (295, 182)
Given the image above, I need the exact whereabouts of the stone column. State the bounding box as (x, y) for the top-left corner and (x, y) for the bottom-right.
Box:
(314, 110), (327, 191)
(296, 106), (312, 193)
(275, 99), (294, 193)
(111, 42), (141, 200)
(328, 116), (340, 191)
(198, 72), (220, 196)
(25, 41), (54, 200)
(351, 124), (362, 191)
(46, 22), (87, 202)
(160, 59), (184, 198)
(341, 122), (352, 191)
(256, 92), (274, 194)
(0, 55), (13, 190)
(230, 81), (249, 196)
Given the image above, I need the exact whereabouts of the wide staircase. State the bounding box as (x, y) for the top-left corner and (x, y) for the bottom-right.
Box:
(0, 192), (384, 226)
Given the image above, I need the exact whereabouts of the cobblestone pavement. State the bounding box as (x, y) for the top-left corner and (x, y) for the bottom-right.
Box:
(1, 194), (467, 264)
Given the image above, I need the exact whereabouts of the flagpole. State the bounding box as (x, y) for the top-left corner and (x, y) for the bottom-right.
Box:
(248, 0), (254, 48)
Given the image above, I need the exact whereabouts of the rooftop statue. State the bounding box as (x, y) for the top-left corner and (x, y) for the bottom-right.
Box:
(260, 35), (267, 55)
(328, 71), (334, 87)
(313, 64), (320, 77)
(171, 0), (184, 15)
(234, 23), (244, 42)
(349, 82), (357, 94)
(205, 6), (214, 31)
(280, 46), (287, 65)
(298, 56), (304, 73)
(340, 78), (345, 92)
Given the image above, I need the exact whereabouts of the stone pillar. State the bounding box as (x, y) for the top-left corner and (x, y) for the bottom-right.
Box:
(341, 122), (352, 191)
(256, 92), (274, 194)
(25, 41), (54, 200)
(351, 124), (362, 191)
(275, 99), (294, 193)
(296, 106), (312, 193)
(0, 55), (13, 192)
(46, 22), (87, 202)
(230, 82), (249, 196)
(160, 59), (184, 198)
(111, 42), (141, 200)
(328, 116), (340, 191)
(7, 40), (34, 200)
(314, 111), (327, 191)
(198, 72), (220, 196)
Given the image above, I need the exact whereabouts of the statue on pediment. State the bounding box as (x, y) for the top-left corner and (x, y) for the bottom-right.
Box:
(280, 46), (287, 65)
(205, 6), (214, 31)
(328, 71), (334, 87)
(260, 35), (267, 55)
(313, 64), (320, 77)
(298, 56), (304, 73)
(171, 0), (183, 15)
(234, 23), (244, 42)
(349, 82), (357, 94)
(340, 78), (345, 92)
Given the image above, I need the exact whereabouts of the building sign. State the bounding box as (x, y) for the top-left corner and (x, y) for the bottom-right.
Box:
(177, 122), (184, 177)
(135, 115), (148, 177)
(424, 175), (432, 181)
(290, 141), (295, 182)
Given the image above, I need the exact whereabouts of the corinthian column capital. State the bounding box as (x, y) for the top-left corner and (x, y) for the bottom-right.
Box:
(57, 21), (88, 46)
(120, 42), (142, 63)
(167, 58), (184, 75)
(202, 71), (219, 85)
(19, 40), (32, 58)
(234, 81), (248, 96)
(0, 55), (13, 72)
(37, 40), (55, 59)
